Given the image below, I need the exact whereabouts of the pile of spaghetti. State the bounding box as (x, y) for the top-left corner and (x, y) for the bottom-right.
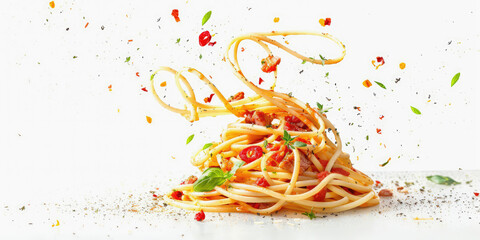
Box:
(151, 31), (379, 215)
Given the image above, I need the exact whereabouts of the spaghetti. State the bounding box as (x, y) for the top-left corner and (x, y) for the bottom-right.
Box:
(151, 31), (379, 214)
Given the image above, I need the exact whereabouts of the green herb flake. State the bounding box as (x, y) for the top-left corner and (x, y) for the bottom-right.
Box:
(325, 72), (329, 78)
(202, 11), (212, 26)
(125, 56), (131, 62)
(176, 38), (181, 44)
(426, 175), (461, 185)
(186, 134), (195, 145)
(302, 210), (316, 220)
(202, 143), (213, 150)
(366, 135), (369, 140)
(451, 72), (460, 87)
(374, 81), (386, 89)
(410, 106), (421, 115)
(319, 54), (326, 66)
(73, 56), (78, 59)
(263, 140), (268, 149)
(302, 60), (307, 64)
(379, 157), (391, 167)
(150, 73), (156, 81)
(199, 54), (202, 59)
(287, 92), (293, 97)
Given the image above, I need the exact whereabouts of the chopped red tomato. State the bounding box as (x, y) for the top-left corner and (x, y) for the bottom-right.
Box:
(325, 18), (331, 26)
(171, 9), (180, 22)
(319, 160), (329, 168)
(307, 185), (328, 202)
(239, 146), (263, 163)
(194, 210), (205, 221)
(376, 128), (382, 134)
(331, 168), (350, 176)
(317, 171), (330, 181)
(474, 192), (479, 197)
(244, 110), (272, 126)
(171, 191), (183, 200)
(228, 92), (244, 102)
(207, 41), (217, 46)
(255, 177), (270, 188)
(141, 87), (148, 92)
(248, 203), (260, 209)
(258, 77), (264, 85)
(199, 31), (211, 47)
(180, 175), (198, 185)
(152, 194), (158, 198)
(284, 115), (308, 131)
(136, 72), (140, 77)
(261, 55), (281, 73)
(204, 93), (215, 103)
(378, 189), (393, 197)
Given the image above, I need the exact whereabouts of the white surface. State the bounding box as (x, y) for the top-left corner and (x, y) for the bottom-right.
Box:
(1, 171), (479, 239)
(0, 0), (479, 238)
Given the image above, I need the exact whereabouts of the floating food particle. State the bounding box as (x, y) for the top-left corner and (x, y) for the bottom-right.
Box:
(171, 9), (180, 22)
(108, 84), (112, 91)
(376, 128), (382, 134)
(204, 93), (215, 103)
(49, 1), (55, 8)
(319, 18), (325, 26)
(85, 22), (89, 28)
(399, 62), (406, 69)
(136, 72), (140, 77)
(273, 17), (279, 23)
(160, 81), (167, 87)
(146, 116), (152, 123)
(141, 87), (148, 92)
(362, 80), (372, 88)
(199, 31), (212, 47)
(325, 18), (331, 25)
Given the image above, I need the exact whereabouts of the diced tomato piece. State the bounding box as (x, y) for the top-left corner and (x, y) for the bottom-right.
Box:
(319, 160), (329, 168)
(248, 203), (260, 209)
(324, 18), (331, 26)
(255, 177), (270, 188)
(474, 192), (479, 197)
(229, 92), (244, 102)
(171, 9), (180, 22)
(308, 185), (328, 202)
(261, 55), (281, 73)
(376, 57), (385, 65)
(378, 189), (393, 197)
(208, 41), (217, 46)
(180, 175), (198, 185)
(194, 210), (205, 221)
(239, 146), (263, 163)
(317, 171), (330, 181)
(199, 31), (212, 47)
(141, 87), (148, 92)
(331, 168), (350, 176)
(171, 191), (183, 200)
(285, 115), (301, 123)
(376, 128), (382, 134)
(244, 110), (272, 126)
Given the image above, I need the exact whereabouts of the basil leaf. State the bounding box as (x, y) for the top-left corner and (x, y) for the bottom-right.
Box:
(316, 102), (331, 113)
(283, 130), (291, 142)
(193, 168), (227, 192)
(451, 72), (460, 87)
(410, 106), (421, 115)
(374, 81), (386, 89)
(292, 141), (307, 148)
(202, 143), (213, 150)
(426, 175), (460, 185)
(186, 134), (195, 144)
(202, 11), (212, 26)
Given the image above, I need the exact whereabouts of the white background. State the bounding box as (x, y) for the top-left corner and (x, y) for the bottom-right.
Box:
(0, 0), (479, 206)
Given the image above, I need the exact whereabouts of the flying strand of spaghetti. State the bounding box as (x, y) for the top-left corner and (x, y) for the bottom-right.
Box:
(151, 31), (378, 214)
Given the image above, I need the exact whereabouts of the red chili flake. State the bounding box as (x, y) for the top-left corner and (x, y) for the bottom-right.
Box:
(375, 180), (383, 187)
(474, 192), (479, 197)
(152, 194), (158, 198)
(171, 191), (183, 200)
(85, 22), (89, 28)
(378, 189), (393, 197)
(379, 115), (384, 120)
(241, 47), (245, 52)
(354, 106), (361, 111)
(128, 39), (133, 43)
(324, 18), (331, 26)
(204, 93), (215, 103)
(376, 57), (385, 64)
(141, 87), (148, 92)
(376, 128), (382, 134)
(171, 9), (180, 22)
(258, 77), (264, 85)
(136, 72), (140, 77)
(255, 177), (270, 188)
(207, 41), (217, 46)
(199, 31), (212, 47)
(194, 210), (205, 221)
(228, 92), (245, 102)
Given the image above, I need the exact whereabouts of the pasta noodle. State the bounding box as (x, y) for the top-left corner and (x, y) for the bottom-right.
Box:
(150, 31), (379, 214)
